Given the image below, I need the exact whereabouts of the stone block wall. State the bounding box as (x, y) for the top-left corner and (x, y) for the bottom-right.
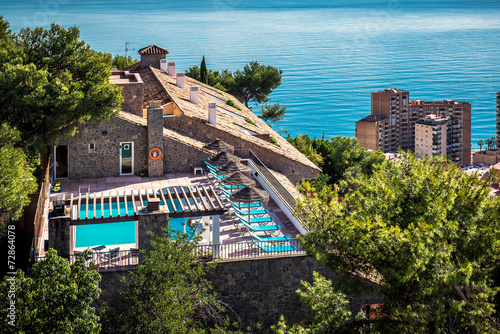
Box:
(56, 117), (148, 179)
(117, 80), (144, 117)
(164, 116), (319, 185)
(147, 106), (164, 177)
(163, 136), (209, 174)
(137, 211), (169, 250)
(98, 255), (382, 330)
(140, 54), (166, 69)
(48, 217), (71, 257)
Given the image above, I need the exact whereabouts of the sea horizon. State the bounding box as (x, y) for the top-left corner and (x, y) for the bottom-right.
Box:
(2, 0), (500, 148)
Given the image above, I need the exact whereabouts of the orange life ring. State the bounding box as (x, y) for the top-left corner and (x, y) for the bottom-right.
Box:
(149, 147), (162, 160)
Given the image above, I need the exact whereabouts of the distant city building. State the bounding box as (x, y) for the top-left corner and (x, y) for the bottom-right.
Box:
(415, 115), (450, 159)
(472, 149), (500, 165)
(355, 88), (471, 166)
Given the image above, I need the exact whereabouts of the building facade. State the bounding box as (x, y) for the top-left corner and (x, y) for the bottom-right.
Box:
(355, 88), (471, 166)
(415, 115), (450, 159)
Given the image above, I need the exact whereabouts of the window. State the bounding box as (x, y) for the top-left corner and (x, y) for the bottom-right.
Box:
(88, 143), (96, 152)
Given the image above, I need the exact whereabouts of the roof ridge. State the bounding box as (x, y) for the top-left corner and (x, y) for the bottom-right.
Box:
(137, 45), (169, 55)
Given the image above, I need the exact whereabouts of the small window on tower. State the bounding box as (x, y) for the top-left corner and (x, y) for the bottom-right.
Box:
(88, 143), (96, 152)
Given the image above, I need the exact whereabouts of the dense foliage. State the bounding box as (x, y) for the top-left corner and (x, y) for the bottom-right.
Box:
(0, 123), (37, 227)
(287, 134), (386, 191)
(112, 55), (138, 70)
(290, 153), (500, 333)
(259, 102), (286, 123)
(106, 228), (230, 333)
(185, 60), (283, 109)
(0, 249), (101, 333)
(0, 21), (123, 156)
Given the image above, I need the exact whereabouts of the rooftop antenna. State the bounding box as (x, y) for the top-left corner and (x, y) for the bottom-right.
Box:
(125, 42), (136, 60)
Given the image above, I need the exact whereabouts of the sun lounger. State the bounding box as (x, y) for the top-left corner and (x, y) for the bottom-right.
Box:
(239, 221), (281, 232)
(230, 200), (263, 208)
(253, 240), (296, 252)
(91, 245), (106, 251)
(236, 212), (274, 224)
(232, 206), (269, 216)
(249, 231), (290, 243)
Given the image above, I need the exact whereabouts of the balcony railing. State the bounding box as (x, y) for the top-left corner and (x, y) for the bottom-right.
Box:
(234, 149), (296, 211)
(35, 239), (306, 270)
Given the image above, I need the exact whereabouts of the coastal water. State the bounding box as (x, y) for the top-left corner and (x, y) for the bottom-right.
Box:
(2, 0), (500, 148)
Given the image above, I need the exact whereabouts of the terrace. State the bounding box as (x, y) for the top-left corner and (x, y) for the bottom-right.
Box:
(43, 171), (303, 270)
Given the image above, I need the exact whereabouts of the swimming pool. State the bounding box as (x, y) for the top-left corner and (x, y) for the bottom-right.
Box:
(74, 218), (195, 248)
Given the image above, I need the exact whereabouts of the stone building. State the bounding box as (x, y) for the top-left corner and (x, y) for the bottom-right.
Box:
(53, 45), (321, 185)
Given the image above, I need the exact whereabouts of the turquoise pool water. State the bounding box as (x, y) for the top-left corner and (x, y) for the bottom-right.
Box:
(75, 221), (136, 247)
(74, 218), (195, 247)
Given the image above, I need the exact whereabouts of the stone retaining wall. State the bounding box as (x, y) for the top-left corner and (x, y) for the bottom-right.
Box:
(98, 255), (382, 329)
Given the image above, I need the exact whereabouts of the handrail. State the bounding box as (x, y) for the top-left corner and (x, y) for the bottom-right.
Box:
(233, 149), (296, 212)
(34, 239), (305, 269)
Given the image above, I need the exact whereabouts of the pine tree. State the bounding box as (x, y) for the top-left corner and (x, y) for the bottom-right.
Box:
(200, 55), (208, 84)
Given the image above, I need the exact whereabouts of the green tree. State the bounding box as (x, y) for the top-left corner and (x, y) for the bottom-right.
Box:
(0, 16), (10, 40)
(108, 228), (228, 333)
(229, 61), (282, 108)
(0, 22), (123, 156)
(478, 139), (484, 151)
(112, 54), (138, 70)
(201, 55), (208, 84)
(0, 249), (101, 333)
(0, 123), (37, 227)
(294, 153), (500, 333)
(259, 102), (286, 122)
(491, 137), (497, 150)
(273, 272), (364, 334)
(486, 138), (493, 150)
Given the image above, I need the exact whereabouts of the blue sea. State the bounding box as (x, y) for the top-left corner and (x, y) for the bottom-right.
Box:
(2, 0), (500, 148)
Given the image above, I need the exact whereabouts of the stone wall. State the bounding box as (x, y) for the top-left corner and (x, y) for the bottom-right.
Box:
(116, 79), (144, 117)
(98, 255), (382, 330)
(48, 217), (71, 257)
(147, 105), (164, 177)
(140, 54), (166, 69)
(164, 116), (319, 185)
(137, 211), (169, 250)
(56, 117), (148, 179)
(163, 136), (210, 174)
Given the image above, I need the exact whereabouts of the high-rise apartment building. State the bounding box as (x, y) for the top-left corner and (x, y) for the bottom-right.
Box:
(415, 115), (450, 159)
(355, 88), (471, 166)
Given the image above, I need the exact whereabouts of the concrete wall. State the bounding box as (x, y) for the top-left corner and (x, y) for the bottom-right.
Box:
(98, 255), (382, 329)
(164, 115), (319, 185)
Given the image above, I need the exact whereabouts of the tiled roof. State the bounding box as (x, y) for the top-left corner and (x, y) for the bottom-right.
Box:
(124, 63), (171, 108)
(148, 67), (320, 171)
(137, 45), (169, 55)
(117, 111), (208, 152)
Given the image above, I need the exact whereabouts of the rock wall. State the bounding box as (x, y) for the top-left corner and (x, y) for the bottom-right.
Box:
(56, 117), (148, 179)
(98, 255), (382, 330)
(48, 217), (71, 257)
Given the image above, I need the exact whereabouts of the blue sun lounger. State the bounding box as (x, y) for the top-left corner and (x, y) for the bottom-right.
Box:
(232, 206), (269, 216)
(249, 231), (290, 243)
(236, 212), (274, 224)
(230, 200), (263, 208)
(239, 221), (281, 232)
(253, 240), (296, 252)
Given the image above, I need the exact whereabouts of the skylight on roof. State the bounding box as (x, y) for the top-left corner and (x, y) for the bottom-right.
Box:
(203, 92), (226, 104)
(217, 106), (245, 121)
(236, 125), (258, 135)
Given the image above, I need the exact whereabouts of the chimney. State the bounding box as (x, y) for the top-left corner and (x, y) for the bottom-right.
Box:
(176, 73), (185, 88)
(147, 100), (164, 177)
(168, 62), (176, 77)
(160, 59), (167, 72)
(208, 102), (217, 126)
(190, 86), (199, 104)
